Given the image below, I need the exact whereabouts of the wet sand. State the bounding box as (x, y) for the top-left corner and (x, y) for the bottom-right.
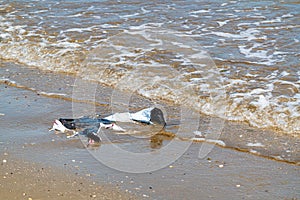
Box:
(1, 61), (299, 164)
(0, 62), (299, 199)
(0, 156), (136, 200)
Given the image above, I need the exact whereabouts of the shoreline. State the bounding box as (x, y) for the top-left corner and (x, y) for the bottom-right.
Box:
(0, 61), (299, 199)
(1, 60), (299, 138)
(0, 61), (299, 165)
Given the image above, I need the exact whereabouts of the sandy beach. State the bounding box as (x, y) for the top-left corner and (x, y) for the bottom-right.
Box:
(0, 62), (299, 200)
(0, 156), (137, 200)
(1, 0), (300, 199)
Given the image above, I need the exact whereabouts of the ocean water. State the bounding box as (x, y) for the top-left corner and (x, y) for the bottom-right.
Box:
(0, 0), (299, 135)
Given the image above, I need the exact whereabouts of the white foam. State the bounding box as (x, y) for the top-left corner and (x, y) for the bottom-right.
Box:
(247, 142), (265, 147)
(62, 26), (97, 33)
(260, 17), (282, 24)
(52, 41), (81, 48)
(29, 10), (48, 14)
(192, 137), (225, 147)
(119, 13), (140, 19)
(250, 88), (269, 95)
(190, 9), (210, 14)
(0, 31), (11, 39)
(282, 13), (294, 18)
(238, 44), (283, 65)
(67, 13), (84, 18)
(100, 24), (118, 28)
(245, 73), (258, 77)
(141, 7), (151, 14)
(0, 78), (16, 85)
(216, 20), (230, 27)
(249, 149), (260, 154)
(208, 31), (241, 39)
(38, 92), (67, 97)
(206, 139), (226, 147)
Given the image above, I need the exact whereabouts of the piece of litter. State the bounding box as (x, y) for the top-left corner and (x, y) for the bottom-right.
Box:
(2, 159), (7, 163)
(236, 184), (241, 188)
(0, 113), (5, 116)
(169, 165), (173, 168)
(218, 164), (224, 168)
(72, 160), (75, 162)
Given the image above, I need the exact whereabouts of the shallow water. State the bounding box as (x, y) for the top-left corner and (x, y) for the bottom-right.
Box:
(0, 0), (299, 134)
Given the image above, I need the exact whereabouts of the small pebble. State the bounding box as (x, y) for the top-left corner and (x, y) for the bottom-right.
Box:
(72, 160), (76, 162)
(3, 152), (8, 156)
(2, 159), (7, 163)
